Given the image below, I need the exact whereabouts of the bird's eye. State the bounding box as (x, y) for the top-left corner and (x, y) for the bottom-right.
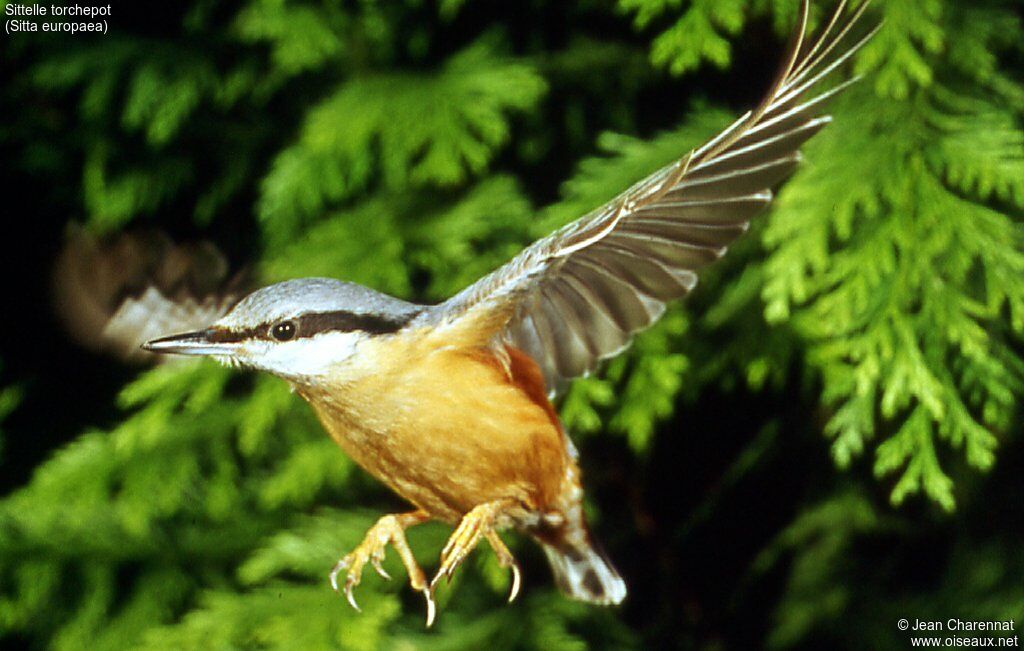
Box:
(270, 321), (296, 342)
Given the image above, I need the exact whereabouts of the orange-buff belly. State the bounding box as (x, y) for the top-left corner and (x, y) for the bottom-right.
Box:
(301, 343), (571, 524)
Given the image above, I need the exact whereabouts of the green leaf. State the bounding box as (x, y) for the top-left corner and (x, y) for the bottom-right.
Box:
(258, 39), (546, 247)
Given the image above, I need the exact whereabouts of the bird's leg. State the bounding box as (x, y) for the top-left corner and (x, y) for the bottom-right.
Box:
(429, 499), (520, 601)
(330, 510), (434, 622)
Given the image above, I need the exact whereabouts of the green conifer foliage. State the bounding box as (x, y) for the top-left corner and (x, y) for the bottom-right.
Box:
(1, 0), (1021, 648)
(761, 1), (1024, 510)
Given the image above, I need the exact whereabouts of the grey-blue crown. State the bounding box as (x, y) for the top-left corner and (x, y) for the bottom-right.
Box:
(219, 278), (421, 329)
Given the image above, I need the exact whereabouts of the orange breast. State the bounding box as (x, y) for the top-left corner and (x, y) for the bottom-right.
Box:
(302, 342), (571, 523)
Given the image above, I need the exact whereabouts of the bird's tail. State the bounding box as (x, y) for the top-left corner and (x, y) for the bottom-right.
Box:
(541, 531), (626, 605)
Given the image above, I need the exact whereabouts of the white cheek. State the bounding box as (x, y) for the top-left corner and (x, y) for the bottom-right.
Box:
(247, 332), (362, 378)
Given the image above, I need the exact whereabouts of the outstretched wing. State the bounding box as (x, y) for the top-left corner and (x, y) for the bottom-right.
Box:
(52, 226), (246, 362)
(429, 0), (878, 393)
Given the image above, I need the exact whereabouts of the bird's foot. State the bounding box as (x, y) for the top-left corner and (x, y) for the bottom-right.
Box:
(430, 500), (522, 605)
(330, 510), (436, 624)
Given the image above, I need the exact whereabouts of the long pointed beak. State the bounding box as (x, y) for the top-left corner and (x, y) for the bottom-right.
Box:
(142, 329), (238, 357)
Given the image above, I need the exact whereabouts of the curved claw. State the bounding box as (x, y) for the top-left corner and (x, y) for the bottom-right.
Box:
(423, 588), (437, 628)
(482, 528), (522, 605)
(371, 555), (391, 581)
(329, 558), (348, 594)
(344, 577), (362, 612)
(507, 562), (522, 604)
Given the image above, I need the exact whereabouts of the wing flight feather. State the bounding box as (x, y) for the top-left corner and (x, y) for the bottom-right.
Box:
(426, 0), (879, 393)
(52, 226), (245, 362)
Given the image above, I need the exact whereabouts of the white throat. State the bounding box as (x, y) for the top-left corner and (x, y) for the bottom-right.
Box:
(246, 331), (364, 380)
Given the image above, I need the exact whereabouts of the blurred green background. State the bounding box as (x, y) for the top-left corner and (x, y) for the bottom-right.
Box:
(1, 0), (1023, 648)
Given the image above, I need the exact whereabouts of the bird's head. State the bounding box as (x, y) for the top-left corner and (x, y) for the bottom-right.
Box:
(142, 278), (421, 382)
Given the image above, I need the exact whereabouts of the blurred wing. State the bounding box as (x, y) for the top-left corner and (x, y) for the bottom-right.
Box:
(431, 0), (878, 393)
(52, 226), (246, 363)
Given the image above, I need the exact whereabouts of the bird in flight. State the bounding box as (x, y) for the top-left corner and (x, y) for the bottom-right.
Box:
(59, 0), (877, 627)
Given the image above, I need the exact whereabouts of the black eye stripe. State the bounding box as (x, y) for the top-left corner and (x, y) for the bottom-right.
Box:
(293, 311), (414, 337)
(206, 309), (418, 343)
